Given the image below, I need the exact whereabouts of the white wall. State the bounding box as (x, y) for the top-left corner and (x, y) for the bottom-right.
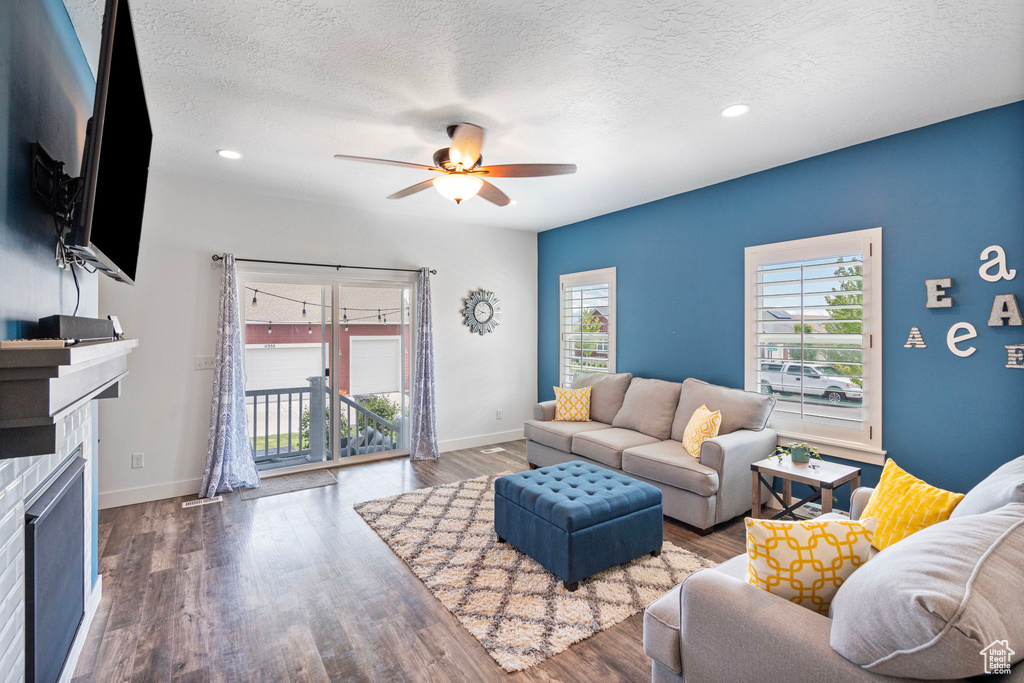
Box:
(97, 171), (537, 507)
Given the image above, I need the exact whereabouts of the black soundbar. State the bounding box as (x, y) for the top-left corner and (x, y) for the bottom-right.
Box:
(37, 315), (114, 341)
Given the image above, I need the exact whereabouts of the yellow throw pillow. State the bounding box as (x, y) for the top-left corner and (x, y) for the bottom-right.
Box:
(860, 459), (964, 550)
(553, 385), (591, 422)
(745, 516), (877, 615)
(682, 404), (722, 457)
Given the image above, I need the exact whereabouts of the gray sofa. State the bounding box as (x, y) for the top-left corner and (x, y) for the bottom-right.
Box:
(525, 372), (777, 533)
(643, 455), (1024, 682)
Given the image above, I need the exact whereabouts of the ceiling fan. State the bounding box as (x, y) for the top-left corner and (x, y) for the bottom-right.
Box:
(333, 123), (577, 206)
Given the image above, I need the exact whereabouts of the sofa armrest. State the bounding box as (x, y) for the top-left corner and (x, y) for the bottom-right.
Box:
(850, 486), (874, 520)
(678, 569), (890, 683)
(533, 400), (556, 421)
(699, 428), (777, 523)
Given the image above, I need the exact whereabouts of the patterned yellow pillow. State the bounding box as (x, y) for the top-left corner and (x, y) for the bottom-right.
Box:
(860, 459), (964, 550)
(682, 404), (722, 457)
(745, 516), (877, 614)
(553, 385), (591, 422)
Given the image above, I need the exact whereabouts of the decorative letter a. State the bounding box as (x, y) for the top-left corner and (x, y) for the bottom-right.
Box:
(979, 245), (1017, 282)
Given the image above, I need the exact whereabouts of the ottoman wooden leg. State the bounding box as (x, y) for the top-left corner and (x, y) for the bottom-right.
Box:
(563, 581), (579, 592)
(496, 536), (505, 544)
(528, 463), (539, 470)
(651, 548), (661, 557)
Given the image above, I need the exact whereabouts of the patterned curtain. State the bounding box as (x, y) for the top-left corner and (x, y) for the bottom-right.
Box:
(410, 267), (440, 460)
(200, 254), (261, 497)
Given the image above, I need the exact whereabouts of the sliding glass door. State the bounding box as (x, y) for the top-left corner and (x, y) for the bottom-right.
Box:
(240, 274), (413, 473)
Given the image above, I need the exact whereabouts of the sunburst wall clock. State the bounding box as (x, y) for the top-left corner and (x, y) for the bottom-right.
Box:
(463, 289), (501, 335)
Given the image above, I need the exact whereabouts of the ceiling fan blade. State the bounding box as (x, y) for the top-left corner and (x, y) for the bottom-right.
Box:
(334, 154), (440, 171)
(449, 123), (484, 168)
(386, 179), (436, 199)
(472, 163), (577, 178)
(477, 179), (511, 207)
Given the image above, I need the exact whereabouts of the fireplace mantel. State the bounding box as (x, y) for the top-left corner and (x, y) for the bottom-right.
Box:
(0, 338), (137, 458)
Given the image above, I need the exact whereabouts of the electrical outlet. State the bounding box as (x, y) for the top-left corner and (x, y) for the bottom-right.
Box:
(194, 356), (215, 370)
(496, 409), (503, 420)
(131, 452), (144, 469)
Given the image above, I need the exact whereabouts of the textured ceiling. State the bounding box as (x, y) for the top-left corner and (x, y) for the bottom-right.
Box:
(63, 0), (1024, 232)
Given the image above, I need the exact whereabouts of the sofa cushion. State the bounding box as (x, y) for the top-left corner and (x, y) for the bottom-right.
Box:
(494, 461), (662, 533)
(571, 428), (660, 469)
(622, 440), (719, 497)
(671, 379), (775, 441)
(830, 504), (1024, 679)
(571, 372), (633, 424)
(612, 378), (682, 440)
(523, 419), (611, 452)
(950, 454), (1024, 518)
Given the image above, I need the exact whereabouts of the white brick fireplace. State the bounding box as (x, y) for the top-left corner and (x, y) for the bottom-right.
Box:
(0, 403), (98, 681)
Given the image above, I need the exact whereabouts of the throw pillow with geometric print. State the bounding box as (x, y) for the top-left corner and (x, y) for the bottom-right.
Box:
(682, 403), (722, 457)
(553, 385), (592, 421)
(745, 516), (877, 614)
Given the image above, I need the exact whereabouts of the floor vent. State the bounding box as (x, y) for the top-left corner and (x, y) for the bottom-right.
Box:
(182, 496), (222, 509)
(480, 447), (506, 454)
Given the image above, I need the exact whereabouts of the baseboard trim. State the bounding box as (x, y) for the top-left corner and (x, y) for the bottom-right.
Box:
(98, 430), (526, 508)
(60, 574), (102, 683)
(439, 429), (524, 453)
(99, 477), (202, 509)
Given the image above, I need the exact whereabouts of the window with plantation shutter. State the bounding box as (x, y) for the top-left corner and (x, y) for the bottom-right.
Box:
(559, 268), (616, 388)
(745, 228), (884, 464)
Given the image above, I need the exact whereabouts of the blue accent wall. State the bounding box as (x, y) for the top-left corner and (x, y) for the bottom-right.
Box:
(2, 0), (100, 584)
(538, 102), (1024, 495)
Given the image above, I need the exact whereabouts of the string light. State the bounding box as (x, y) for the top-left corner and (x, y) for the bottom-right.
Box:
(308, 323), (313, 334)
(301, 301), (307, 317)
(267, 321), (272, 334)
(377, 309), (381, 322)
(252, 289), (258, 306)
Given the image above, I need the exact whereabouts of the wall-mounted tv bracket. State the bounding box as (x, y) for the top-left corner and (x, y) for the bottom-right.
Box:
(30, 142), (84, 267)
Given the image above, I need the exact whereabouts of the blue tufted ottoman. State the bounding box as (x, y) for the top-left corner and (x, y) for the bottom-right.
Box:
(493, 461), (663, 590)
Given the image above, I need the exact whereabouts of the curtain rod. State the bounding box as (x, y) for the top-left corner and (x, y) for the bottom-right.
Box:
(211, 254), (436, 275)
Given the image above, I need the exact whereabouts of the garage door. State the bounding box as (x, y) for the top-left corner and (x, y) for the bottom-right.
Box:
(349, 337), (402, 395)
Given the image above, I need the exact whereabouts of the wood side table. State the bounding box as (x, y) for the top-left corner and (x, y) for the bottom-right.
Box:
(751, 456), (861, 520)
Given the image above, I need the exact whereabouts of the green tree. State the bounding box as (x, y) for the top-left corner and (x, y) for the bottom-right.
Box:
(822, 259), (863, 386)
(575, 308), (606, 370)
(789, 323), (817, 361)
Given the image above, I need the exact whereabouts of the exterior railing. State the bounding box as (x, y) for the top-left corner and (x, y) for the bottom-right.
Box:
(246, 377), (401, 467)
(338, 393), (399, 457)
(247, 386), (312, 464)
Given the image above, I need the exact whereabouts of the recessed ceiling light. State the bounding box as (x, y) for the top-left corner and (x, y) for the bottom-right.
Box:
(721, 103), (750, 118)
(217, 149), (243, 160)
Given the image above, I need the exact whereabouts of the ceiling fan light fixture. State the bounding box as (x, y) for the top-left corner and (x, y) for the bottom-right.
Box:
(720, 103), (750, 118)
(432, 174), (483, 204)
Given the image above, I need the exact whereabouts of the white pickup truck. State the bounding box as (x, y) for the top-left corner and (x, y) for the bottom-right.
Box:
(758, 362), (862, 404)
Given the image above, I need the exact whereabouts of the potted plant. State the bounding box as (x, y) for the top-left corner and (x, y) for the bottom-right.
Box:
(773, 442), (823, 468)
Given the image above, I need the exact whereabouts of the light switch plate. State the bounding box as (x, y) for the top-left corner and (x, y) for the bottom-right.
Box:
(194, 356), (215, 370)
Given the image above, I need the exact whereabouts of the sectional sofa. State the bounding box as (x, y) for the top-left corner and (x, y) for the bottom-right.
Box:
(643, 455), (1024, 682)
(525, 372), (777, 533)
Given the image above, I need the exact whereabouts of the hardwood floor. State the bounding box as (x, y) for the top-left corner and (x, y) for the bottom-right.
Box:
(74, 441), (746, 683)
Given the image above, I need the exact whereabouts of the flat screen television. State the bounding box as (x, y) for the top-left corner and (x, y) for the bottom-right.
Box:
(69, 0), (152, 285)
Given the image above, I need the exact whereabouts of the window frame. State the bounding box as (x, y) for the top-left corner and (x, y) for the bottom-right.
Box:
(744, 228), (884, 465)
(558, 267), (617, 388)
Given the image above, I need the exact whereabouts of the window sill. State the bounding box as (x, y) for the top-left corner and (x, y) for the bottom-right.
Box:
(773, 430), (885, 466)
